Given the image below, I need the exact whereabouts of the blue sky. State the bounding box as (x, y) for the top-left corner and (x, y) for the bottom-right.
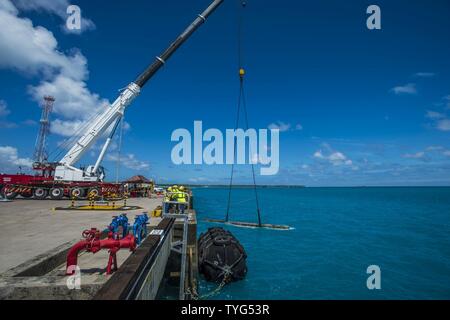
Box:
(1, 0), (450, 186)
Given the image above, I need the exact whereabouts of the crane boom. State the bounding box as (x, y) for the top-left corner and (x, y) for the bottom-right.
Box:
(54, 0), (224, 182)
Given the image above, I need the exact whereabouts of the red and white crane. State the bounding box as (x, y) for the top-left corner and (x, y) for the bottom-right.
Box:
(0, 0), (224, 200)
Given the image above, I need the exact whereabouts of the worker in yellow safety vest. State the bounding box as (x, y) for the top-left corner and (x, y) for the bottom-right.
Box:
(163, 187), (172, 213)
(170, 185), (178, 201)
(179, 186), (187, 201)
(176, 186), (187, 214)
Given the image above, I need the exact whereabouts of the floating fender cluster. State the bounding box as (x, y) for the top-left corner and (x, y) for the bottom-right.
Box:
(198, 227), (247, 283)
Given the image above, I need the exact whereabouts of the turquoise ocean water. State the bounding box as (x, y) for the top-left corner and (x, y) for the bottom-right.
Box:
(193, 187), (450, 299)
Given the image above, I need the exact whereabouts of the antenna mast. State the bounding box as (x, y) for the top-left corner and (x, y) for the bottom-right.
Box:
(34, 95), (54, 164)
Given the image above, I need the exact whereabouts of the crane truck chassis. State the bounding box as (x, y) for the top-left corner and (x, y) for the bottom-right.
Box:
(0, 0), (224, 200)
(1, 164), (120, 200)
(0, 178), (120, 200)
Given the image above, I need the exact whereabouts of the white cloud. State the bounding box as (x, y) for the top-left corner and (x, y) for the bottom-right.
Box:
(0, 6), (87, 78)
(0, 100), (17, 128)
(31, 80), (109, 137)
(426, 110), (445, 120)
(0, 121), (17, 129)
(0, 146), (33, 171)
(425, 110), (445, 120)
(390, 83), (417, 95)
(50, 118), (85, 137)
(188, 177), (211, 183)
(29, 75), (106, 119)
(403, 146), (450, 161)
(403, 152), (425, 159)
(106, 153), (150, 171)
(0, 1), (109, 137)
(425, 110), (450, 132)
(268, 121), (302, 132)
(0, 0), (17, 14)
(0, 100), (10, 117)
(313, 150), (324, 159)
(426, 146), (444, 151)
(268, 121), (291, 132)
(414, 72), (435, 77)
(313, 149), (353, 166)
(12, 0), (95, 34)
(444, 95), (450, 109)
(436, 119), (450, 131)
(122, 121), (131, 132)
(251, 152), (268, 164)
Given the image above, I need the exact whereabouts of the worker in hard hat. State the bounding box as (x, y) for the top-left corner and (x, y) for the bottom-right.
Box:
(170, 185), (178, 202)
(176, 186), (187, 214)
(179, 186), (188, 203)
(163, 187), (171, 214)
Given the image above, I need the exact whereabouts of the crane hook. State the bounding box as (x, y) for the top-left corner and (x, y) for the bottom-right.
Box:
(239, 68), (245, 79)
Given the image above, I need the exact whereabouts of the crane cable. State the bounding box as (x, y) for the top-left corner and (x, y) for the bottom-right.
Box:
(115, 115), (124, 183)
(225, 0), (262, 227)
(48, 107), (106, 161)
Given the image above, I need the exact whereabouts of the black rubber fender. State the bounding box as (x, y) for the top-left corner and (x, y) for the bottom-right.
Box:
(198, 227), (247, 283)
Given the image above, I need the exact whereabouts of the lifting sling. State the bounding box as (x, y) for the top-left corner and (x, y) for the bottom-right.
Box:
(204, 1), (292, 231)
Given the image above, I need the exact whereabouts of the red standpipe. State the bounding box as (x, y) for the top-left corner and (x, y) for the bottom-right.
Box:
(66, 228), (136, 275)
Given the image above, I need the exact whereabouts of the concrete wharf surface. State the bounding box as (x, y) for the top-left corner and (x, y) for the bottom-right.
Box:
(0, 197), (162, 274)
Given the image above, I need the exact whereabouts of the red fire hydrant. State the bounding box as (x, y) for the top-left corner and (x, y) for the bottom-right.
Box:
(66, 228), (136, 275)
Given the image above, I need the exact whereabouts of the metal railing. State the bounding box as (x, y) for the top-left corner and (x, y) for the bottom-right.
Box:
(162, 192), (190, 215)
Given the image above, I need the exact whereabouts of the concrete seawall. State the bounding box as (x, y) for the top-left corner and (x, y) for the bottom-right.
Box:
(0, 196), (198, 300)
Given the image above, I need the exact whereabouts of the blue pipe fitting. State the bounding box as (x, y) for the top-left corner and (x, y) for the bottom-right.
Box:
(108, 213), (129, 238)
(133, 213), (149, 245)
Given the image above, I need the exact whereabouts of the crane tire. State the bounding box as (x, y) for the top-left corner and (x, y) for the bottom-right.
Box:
(49, 187), (64, 200)
(33, 188), (48, 200)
